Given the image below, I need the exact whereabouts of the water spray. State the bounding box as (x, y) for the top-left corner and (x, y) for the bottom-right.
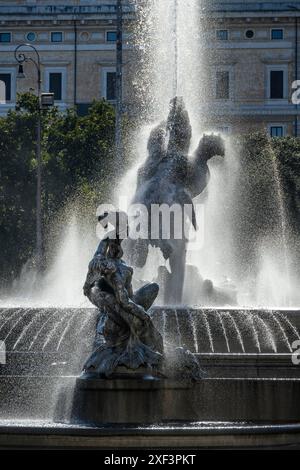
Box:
(173, 0), (178, 97)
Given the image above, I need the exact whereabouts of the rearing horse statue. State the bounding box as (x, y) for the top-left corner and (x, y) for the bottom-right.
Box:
(127, 97), (225, 304)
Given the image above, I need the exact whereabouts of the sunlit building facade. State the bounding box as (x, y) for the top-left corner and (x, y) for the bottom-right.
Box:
(205, 0), (300, 136)
(0, 1), (299, 136)
(0, 0), (134, 115)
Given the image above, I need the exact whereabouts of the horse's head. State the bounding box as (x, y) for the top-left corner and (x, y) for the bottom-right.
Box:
(195, 134), (225, 162)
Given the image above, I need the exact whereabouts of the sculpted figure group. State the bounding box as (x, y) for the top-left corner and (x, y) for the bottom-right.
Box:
(82, 98), (224, 379)
(128, 97), (225, 304)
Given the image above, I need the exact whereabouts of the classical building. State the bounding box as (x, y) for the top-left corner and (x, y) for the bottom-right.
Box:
(0, 0), (134, 115)
(0, 0), (299, 136)
(205, 0), (300, 137)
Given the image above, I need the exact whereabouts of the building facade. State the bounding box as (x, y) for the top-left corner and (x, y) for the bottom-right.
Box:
(0, 0), (299, 136)
(0, 0), (134, 116)
(205, 0), (300, 136)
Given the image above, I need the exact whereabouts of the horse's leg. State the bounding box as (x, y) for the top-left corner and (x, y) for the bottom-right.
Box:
(166, 243), (186, 305)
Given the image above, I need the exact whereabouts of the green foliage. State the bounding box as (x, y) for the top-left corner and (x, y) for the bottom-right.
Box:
(235, 132), (281, 232)
(15, 92), (39, 114)
(44, 100), (116, 218)
(272, 137), (300, 233)
(0, 94), (116, 285)
(227, 132), (300, 278)
(229, 133), (271, 277)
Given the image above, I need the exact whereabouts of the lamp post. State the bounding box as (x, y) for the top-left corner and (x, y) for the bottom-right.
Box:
(14, 43), (43, 270)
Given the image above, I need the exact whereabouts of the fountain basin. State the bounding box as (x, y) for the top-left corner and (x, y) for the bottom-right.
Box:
(0, 307), (300, 436)
(1, 420), (300, 449)
(65, 376), (300, 425)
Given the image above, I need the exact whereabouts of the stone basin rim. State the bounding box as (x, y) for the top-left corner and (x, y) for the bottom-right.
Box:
(1, 420), (300, 436)
(0, 307), (300, 313)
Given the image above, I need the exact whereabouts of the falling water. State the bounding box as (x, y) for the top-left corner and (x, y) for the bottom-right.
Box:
(0, 215), (94, 308)
(56, 314), (76, 352)
(188, 140), (239, 285)
(188, 309), (199, 353)
(162, 309), (167, 344)
(270, 153), (292, 306)
(4, 310), (30, 342)
(277, 312), (300, 341)
(12, 311), (42, 350)
(246, 312), (261, 353)
(254, 316), (277, 353)
(224, 312), (245, 353)
(269, 312), (293, 353)
(203, 311), (214, 352)
(0, 309), (23, 334)
(28, 312), (57, 351)
(129, 0), (204, 145)
(173, 0), (178, 97)
(42, 311), (71, 351)
(174, 309), (183, 347)
(77, 311), (94, 336)
(216, 312), (230, 353)
(1, 307), (300, 357)
(151, 309), (300, 354)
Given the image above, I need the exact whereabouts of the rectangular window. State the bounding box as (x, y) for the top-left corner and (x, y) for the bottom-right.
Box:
(0, 33), (11, 43)
(216, 71), (230, 100)
(51, 32), (63, 43)
(216, 30), (228, 41)
(270, 70), (284, 99)
(106, 72), (116, 100)
(0, 73), (11, 101)
(271, 29), (284, 40)
(49, 73), (62, 101)
(270, 126), (284, 137)
(106, 31), (117, 42)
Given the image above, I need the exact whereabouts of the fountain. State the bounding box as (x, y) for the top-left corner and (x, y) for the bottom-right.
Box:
(0, 0), (300, 449)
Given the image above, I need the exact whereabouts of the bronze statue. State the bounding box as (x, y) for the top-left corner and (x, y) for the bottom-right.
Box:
(127, 97), (225, 304)
(82, 212), (163, 378)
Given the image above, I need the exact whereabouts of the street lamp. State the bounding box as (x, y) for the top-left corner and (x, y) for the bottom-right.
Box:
(14, 43), (43, 270)
(16, 64), (25, 79)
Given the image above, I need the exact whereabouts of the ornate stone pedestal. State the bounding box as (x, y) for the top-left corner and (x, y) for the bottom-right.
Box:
(65, 377), (300, 425)
(70, 377), (193, 425)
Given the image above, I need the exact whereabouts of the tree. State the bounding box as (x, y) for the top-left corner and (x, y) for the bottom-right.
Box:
(273, 137), (300, 233)
(230, 132), (299, 279)
(0, 94), (116, 286)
